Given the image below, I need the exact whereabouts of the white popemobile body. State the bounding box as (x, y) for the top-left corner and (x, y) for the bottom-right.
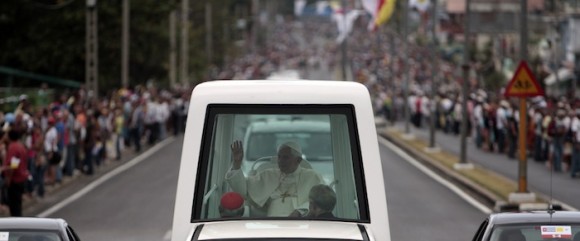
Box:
(171, 80), (391, 241)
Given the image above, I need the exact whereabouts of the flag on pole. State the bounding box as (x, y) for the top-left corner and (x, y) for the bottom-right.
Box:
(294, 0), (306, 16)
(374, 0), (397, 27)
(361, 0), (397, 31)
(410, 0), (430, 12)
(333, 9), (362, 43)
(360, 0), (379, 30)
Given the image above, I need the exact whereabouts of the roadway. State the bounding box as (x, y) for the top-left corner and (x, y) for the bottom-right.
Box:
(392, 121), (580, 210)
(33, 135), (487, 241)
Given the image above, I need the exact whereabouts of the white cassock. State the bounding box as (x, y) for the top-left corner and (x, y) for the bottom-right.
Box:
(226, 166), (323, 217)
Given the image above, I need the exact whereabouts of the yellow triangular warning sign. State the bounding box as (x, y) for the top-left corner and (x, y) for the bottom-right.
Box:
(504, 61), (544, 97)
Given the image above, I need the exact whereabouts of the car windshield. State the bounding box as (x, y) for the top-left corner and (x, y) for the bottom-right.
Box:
(192, 104), (368, 222)
(0, 230), (62, 241)
(489, 224), (580, 241)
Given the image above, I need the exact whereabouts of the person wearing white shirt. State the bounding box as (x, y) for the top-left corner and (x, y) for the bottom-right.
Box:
(570, 109), (580, 178)
(158, 99), (170, 139)
(532, 108), (544, 161)
(44, 117), (59, 185)
(473, 101), (484, 148)
(496, 101), (509, 153)
(146, 99), (159, 145)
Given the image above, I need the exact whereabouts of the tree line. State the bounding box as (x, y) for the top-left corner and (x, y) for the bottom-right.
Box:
(0, 0), (265, 92)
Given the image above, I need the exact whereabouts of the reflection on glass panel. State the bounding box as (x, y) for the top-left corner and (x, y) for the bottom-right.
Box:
(490, 225), (580, 241)
(0, 231), (62, 241)
(195, 107), (365, 222)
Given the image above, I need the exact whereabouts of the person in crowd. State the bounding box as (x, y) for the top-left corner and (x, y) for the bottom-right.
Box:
(542, 108), (553, 162)
(172, 94), (184, 136)
(113, 107), (124, 160)
(226, 140), (324, 217)
(533, 106), (545, 162)
(44, 117), (59, 185)
(129, 100), (144, 153)
(30, 125), (46, 199)
(506, 102), (518, 159)
(550, 108), (568, 172)
(473, 97), (484, 149)
(82, 112), (98, 175)
(74, 104), (87, 172)
(145, 97), (158, 145)
(54, 110), (65, 183)
(3, 129), (28, 216)
(496, 100), (509, 154)
(96, 107), (111, 165)
(158, 97), (170, 140)
(452, 98), (463, 135)
(63, 108), (77, 176)
(570, 108), (580, 178)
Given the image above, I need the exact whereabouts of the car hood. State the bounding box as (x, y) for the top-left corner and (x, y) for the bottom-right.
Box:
(195, 220), (365, 240)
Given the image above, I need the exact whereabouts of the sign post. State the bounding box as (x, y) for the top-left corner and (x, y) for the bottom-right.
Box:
(504, 61), (544, 194)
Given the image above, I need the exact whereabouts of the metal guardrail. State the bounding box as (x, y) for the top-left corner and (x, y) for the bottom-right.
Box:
(0, 66), (81, 88)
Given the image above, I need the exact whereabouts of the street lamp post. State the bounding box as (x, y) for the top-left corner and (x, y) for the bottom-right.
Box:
(403, 0), (411, 135)
(86, 0), (98, 97)
(122, 0), (130, 88)
(455, 0), (474, 170)
(180, 0), (189, 85)
(341, 0), (348, 81)
(169, 10), (177, 88)
(428, 0), (439, 150)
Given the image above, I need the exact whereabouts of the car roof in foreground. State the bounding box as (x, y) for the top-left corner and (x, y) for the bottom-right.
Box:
(197, 220), (364, 240)
(490, 211), (580, 225)
(0, 217), (65, 230)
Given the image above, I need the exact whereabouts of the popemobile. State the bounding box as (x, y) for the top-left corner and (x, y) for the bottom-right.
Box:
(171, 80), (391, 241)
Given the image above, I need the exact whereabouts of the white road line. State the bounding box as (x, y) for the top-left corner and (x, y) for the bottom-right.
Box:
(37, 137), (176, 218)
(163, 230), (172, 240)
(377, 135), (493, 214)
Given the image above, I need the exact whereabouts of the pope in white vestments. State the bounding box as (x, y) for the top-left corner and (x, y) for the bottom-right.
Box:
(226, 140), (324, 217)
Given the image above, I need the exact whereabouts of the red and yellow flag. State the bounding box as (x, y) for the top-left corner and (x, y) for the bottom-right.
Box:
(374, 0), (397, 27)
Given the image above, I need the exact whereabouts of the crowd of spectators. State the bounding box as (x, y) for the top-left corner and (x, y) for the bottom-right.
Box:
(351, 23), (580, 179)
(230, 13), (580, 181)
(0, 84), (191, 216)
(3, 10), (577, 216)
(214, 16), (336, 81)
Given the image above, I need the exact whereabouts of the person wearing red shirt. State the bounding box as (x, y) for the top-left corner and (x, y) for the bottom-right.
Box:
(3, 129), (28, 216)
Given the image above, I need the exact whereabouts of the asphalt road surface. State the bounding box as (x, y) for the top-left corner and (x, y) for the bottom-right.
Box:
(393, 121), (580, 210)
(38, 135), (487, 241)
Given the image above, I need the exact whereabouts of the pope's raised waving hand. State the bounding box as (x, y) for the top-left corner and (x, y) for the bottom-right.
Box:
(231, 140), (243, 170)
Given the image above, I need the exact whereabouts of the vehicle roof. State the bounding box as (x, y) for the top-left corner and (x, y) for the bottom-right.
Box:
(190, 80), (372, 105)
(0, 217), (66, 230)
(489, 211), (580, 225)
(248, 120), (330, 133)
(197, 220), (363, 240)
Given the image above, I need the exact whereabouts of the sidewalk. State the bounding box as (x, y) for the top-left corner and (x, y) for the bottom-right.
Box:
(376, 118), (579, 211)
